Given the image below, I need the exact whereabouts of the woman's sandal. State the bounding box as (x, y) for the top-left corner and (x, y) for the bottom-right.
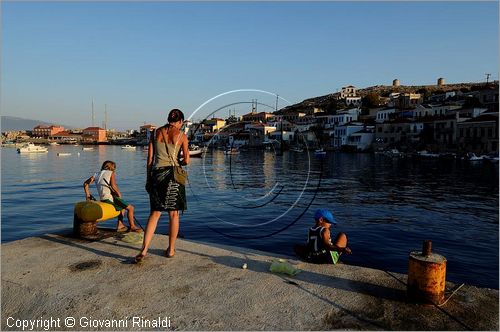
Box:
(166, 247), (175, 258)
(134, 254), (146, 264)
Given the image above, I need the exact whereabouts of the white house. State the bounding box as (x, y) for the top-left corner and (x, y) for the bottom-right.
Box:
(333, 122), (365, 148)
(375, 108), (396, 123)
(317, 108), (360, 129)
(345, 96), (362, 107)
(347, 127), (375, 151)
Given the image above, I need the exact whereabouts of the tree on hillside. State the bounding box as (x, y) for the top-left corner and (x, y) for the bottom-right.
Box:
(325, 100), (338, 114)
(362, 93), (381, 108)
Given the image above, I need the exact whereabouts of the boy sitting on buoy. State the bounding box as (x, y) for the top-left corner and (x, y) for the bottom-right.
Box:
(83, 160), (141, 233)
(295, 208), (351, 264)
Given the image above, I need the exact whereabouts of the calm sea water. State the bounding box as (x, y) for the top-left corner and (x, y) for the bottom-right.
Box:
(1, 145), (498, 288)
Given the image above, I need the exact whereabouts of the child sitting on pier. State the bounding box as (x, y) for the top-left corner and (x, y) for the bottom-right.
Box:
(83, 160), (141, 233)
(295, 208), (351, 264)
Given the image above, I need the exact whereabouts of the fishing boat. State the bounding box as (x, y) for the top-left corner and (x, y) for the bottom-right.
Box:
(17, 143), (48, 153)
(82, 147), (94, 151)
(121, 145), (136, 150)
(57, 152), (72, 156)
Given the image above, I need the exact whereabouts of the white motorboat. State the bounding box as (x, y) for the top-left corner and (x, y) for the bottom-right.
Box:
(82, 147), (94, 151)
(57, 152), (72, 156)
(49, 142), (60, 146)
(17, 143), (48, 153)
(188, 144), (203, 157)
(121, 145), (136, 150)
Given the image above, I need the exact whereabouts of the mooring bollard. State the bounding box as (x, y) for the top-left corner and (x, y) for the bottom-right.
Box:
(407, 240), (447, 305)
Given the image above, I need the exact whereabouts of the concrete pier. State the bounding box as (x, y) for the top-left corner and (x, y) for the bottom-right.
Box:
(1, 233), (498, 330)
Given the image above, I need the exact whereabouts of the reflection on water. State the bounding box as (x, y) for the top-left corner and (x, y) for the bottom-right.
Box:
(1, 146), (498, 288)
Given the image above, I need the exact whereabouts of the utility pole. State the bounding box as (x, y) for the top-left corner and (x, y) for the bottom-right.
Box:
(485, 73), (491, 84)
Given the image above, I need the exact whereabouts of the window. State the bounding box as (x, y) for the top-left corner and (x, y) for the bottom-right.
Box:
(460, 128), (464, 137)
(481, 128), (485, 137)
(488, 128), (493, 138)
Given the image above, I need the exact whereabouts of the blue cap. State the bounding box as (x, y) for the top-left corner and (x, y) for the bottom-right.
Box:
(314, 208), (336, 224)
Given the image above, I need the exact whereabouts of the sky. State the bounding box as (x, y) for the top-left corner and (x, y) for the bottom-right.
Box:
(1, 1), (498, 130)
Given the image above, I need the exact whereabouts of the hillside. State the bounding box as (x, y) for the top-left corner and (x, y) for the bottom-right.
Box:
(1, 116), (69, 132)
(281, 81), (497, 112)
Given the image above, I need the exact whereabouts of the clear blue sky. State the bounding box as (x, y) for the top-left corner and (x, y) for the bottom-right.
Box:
(1, 1), (498, 130)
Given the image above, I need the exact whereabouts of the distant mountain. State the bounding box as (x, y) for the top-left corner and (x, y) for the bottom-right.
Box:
(1, 116), (71, 132)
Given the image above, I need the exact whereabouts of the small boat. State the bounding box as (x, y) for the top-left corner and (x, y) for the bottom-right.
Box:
(188, 144), (203, 157)
(224, 148), (240, 155)
(49, 142), (60, 146)
(82, 147), (94, 151)
(384, 149), (402, 157)
(121, 145), (136, 150)
(418, 150), (440, 158)
(17, 143), (48, 153)
(464, 153), (484, 162)
(290, 146), (304, 153)
(57, 152), (72, 156)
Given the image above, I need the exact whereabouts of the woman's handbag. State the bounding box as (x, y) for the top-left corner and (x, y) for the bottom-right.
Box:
(160, 127), (188, 186)
(172, 165), (188, 185)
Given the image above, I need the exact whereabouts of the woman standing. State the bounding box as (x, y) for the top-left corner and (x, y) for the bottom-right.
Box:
(135, 109), (190, 262)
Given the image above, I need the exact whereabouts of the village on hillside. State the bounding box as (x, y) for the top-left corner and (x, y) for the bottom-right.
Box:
(2, 78), (499, 159)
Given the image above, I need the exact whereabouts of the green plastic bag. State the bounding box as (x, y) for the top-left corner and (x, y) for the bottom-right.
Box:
(120, 232), (144, 245)
(269, 259), (301, 276)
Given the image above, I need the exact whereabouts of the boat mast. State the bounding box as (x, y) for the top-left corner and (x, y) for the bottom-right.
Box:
(91, 98), (95, 127)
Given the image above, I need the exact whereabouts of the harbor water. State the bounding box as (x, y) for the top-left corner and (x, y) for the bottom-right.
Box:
(1, 145), (498, 289)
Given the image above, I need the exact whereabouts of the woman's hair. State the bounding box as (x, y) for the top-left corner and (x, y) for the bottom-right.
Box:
(101, 160), (116, 171)
(168, 109), (184, 123)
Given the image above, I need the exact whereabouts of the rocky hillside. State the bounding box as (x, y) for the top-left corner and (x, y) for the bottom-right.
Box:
(281, 81), (498, 112)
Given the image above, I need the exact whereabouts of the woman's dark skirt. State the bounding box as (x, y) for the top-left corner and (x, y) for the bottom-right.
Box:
(149, 166), (187, 211)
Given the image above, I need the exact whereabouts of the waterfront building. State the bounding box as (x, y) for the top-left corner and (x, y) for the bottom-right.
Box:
(456, 113), (499, 154)
(82, 127), (106, 143)
(268, 130), (295, 143)
(51, 131), (81, 143)
(333, 122), (364, 149)
(346, 126), (375, 151)
(432, 114), (460, 150)
(32, 125), (64, 138)
(246, 122), (277, 136)
(204, 118), (226, 133)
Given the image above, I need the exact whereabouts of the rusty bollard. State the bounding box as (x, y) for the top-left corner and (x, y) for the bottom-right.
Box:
(407, 240), (447, 305)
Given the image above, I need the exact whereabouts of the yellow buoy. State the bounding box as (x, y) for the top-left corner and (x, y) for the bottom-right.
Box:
(407, 240), (447, 305)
